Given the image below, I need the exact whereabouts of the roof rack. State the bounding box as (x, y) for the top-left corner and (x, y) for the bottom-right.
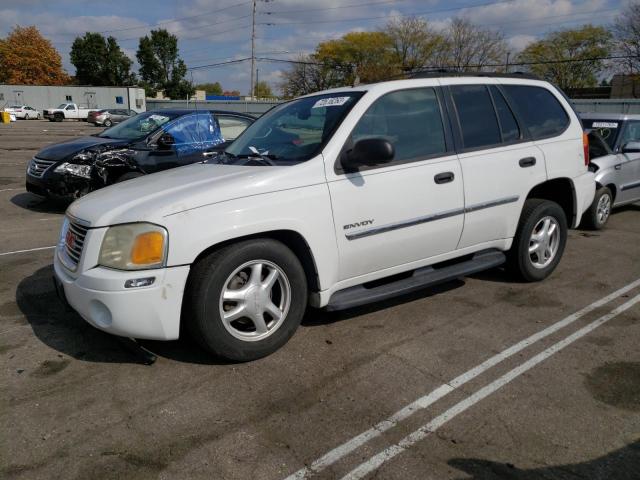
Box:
(407, 70), (540, 80)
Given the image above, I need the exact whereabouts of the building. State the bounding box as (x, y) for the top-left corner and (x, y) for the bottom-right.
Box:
(0, 85), (146, 113)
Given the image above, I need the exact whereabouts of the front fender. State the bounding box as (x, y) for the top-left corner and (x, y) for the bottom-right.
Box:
(163, 183), (339, 291)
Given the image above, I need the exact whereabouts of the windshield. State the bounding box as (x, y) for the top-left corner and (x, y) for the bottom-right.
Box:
(9, 105), (22, 109)
(582, 118), (621, 149)
(225, 92), (364, 165)
(57, 104), (68, 109)
(97, 111), (181, 140)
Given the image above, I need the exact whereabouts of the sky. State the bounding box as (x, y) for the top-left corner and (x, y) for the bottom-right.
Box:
(0, 0), (628, 95)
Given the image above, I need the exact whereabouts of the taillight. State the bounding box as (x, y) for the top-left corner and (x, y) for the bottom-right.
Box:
(582, 132), (589, 166)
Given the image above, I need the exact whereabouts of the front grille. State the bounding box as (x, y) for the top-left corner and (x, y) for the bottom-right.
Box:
(62, 219), (89, 269)
(28, 158), (56, 178)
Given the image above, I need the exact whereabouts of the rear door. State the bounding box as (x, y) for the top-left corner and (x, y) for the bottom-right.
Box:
(447, 82), (548, 249)
(326, 87), (464, 281)
(617, 120), (640, 202)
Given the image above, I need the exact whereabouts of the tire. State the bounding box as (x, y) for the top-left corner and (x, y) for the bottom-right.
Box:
(55, 113), (63, 122)
(184, 239), (308, 361)
(581, 186), (612, 230)
(507, 199), (568, 282)
(37, 113), (40, 120)
(103, 119), (112, 127)
(115, 172), (144, 183)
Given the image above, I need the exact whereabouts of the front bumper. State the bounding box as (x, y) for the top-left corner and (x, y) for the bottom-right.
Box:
(54, 251), (190, 340)
(26, 167), (91, 200)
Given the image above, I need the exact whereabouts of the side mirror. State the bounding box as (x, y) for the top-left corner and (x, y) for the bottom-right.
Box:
(621, 141), (640, 154)
(157, 133), (175, 150)
(342, 138), (395, 171)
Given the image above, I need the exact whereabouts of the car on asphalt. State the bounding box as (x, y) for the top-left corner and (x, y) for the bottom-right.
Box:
(581, 114), (640, 229)
(43, 103), (93, 122)
(26, 109), (255, 200)
(3, 105), (40, 119)
(88, 108), (138, 127)
(53, 74), (595, 361)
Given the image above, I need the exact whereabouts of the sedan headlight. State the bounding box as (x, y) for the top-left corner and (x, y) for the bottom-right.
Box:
(99, 223), (168, 270)
(54, 162), (92, 179)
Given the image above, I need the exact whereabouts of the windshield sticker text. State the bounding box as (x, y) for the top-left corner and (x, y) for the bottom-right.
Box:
(592, 122), (618, 128)
(312, 97), (351, 109)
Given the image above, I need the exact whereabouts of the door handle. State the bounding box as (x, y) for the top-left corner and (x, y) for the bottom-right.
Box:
(615, 164), (622, 170)
(434, 172), (455, 184)
(202, 151), (218, 158)
(519, 157), (536, 168)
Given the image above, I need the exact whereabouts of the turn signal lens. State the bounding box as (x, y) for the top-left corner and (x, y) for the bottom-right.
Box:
(131, 232), (165, 265)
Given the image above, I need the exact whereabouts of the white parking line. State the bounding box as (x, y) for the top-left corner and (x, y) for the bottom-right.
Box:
(284, 278), (640, 479)
(342, 292), (640, 480)
(0, 188), (22, 192)
(0, 246), (56, 257)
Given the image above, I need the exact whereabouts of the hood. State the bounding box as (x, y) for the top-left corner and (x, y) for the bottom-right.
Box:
(67, 160), (325, 227)
(36, 136), (128, 162)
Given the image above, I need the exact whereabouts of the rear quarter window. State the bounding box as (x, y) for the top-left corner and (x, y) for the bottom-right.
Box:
(502, 85), (570, 139)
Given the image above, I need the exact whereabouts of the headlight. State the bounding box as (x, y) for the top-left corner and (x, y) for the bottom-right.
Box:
(54, 162), (92, 179)
(99, 223), (168, 270)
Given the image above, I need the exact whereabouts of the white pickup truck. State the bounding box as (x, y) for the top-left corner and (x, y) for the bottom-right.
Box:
(43, 103), (93, 122)
(54, 74), (595, 361)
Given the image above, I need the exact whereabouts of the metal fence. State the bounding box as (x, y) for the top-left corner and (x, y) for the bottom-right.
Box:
(147, 98), (640, 116)
(572, 99), (640, 114)
(146, 99), (280, 116)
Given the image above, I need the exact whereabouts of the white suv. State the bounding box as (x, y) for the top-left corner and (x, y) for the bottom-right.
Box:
(54, 74), (595, 361)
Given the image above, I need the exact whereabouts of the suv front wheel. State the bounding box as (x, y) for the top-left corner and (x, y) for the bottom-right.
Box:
(185, 239), (308, 361)
(507, 199), (568, 282)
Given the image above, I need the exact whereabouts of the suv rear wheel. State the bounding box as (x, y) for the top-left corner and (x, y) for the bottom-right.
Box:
(507, 199), (567, 282)
(185, 239), (307, 361)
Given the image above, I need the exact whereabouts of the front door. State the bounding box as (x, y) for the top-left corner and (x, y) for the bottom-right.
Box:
(618, 120), (640, 202)
(327, 87), (464, 281)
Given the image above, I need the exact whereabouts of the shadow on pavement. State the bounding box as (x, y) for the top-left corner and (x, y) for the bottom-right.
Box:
(16, 264), (224, 365)
(10, 192), (68, 214)
(448, 439), (640, 480)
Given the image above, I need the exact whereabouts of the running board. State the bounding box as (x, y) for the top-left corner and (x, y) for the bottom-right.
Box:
(326, 249), (506, 311)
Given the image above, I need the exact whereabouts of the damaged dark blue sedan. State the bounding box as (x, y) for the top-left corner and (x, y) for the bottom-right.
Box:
(26, 109), (254, 200)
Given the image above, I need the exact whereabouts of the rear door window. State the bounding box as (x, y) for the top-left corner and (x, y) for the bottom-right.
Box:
(489, 86), (520, 142)
(502, 85), (569, 139)
(582, 119), (620, 149)
(451, 85), (501, 149)
(350, 87), (447, 163)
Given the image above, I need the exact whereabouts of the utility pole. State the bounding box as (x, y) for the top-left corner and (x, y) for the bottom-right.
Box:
(505, 51), (511, 73)
(250, 0), (257, 100)
(256, 68), (260, 97)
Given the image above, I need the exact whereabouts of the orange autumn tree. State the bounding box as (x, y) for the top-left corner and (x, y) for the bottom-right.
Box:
(0, 26), (69, 85)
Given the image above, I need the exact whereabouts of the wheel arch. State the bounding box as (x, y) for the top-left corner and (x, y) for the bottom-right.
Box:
(595, 181), (617, 202)
(189, 229), (321, 293)
(526, 177), (576, 227)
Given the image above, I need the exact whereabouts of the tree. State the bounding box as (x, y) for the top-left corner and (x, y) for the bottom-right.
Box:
(254, 80), (273, 98)
(195, 82), (223, 95)
(136, 29), (193, 99)
(0, 26), (69, 85)
(280, 54), (345, 98)
(384, 16), (445, 73)
(516, 25), (612, 89)
(70, 33), (135, 86)
(613, 2), (640, 73)
(437, 18), (508, 71)
(223, 90), (241, 96)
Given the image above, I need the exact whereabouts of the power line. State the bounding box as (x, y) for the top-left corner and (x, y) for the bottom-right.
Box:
(262, 0), (409, 15)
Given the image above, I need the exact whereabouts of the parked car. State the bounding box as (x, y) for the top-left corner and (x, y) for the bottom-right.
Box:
(88, 108), (137, 127)
(43, 103), (93, 122)
(3, 105), (40, 119)
(53, 74), (594, 361)
(26, 110), (254, 200)
(581, 114), (640, 229)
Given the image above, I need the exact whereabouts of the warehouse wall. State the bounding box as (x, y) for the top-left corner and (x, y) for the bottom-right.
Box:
(0, 85), (147, 113)
(572, 99), (640, 114)
(147, 99), (280, 117)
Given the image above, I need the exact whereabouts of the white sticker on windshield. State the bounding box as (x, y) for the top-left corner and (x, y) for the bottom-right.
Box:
(312, 96), (350, 109)
(592, 122), (618, 128)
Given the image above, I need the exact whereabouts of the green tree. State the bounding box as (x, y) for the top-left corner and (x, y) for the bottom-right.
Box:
(136, 29), (193, 98)
(195, 82), (223, 95)
(70, 33), (135, 86)
(254, 80), (273, 98)
(516, 25), (612, 89)
(0, 25), (69, 85)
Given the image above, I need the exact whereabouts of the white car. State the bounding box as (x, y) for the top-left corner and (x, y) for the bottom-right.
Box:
(4, 105), (40, 119)
(53, 74), (595, 361)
